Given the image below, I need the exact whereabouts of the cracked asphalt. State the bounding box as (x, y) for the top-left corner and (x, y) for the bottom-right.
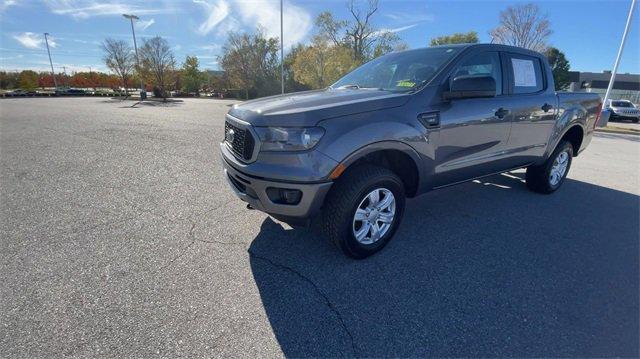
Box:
(1, 97), (638, 357)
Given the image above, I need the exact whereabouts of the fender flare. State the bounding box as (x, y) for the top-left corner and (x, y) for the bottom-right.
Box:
(334, 140), (426, 196)
(542, 104), (588, 161)
(544, 122), (586, 160)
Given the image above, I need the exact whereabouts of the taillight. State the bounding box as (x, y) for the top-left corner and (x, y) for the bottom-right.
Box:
(594, 102), (603, 129)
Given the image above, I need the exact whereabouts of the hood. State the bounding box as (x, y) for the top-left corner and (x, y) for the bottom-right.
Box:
(228, 88), (411, 127)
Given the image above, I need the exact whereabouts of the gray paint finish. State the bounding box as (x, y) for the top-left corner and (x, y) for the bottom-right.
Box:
(221, 44), (602, 219)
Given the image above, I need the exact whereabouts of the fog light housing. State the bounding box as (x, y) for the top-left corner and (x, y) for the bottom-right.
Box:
(266, 187), (302, 205)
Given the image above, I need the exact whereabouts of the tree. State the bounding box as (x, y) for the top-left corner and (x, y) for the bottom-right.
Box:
(430, 31), (479, 46)
(203, 70), (229, 92)
(373, 31), (408, 58)
(219, 29), (280, 99)
(18, 70), (38, 90)
(292, 37), (355, 88)
(545, 47), (571, 90)
(139, 36), (176, 101)
(490, 3), (551, 52)
(315, 0), (407, 63)
(0, 71), (19, 89)
(101, 38), (134, 95)
(283, 44), (312, 92)
(181, 56), (203, 94)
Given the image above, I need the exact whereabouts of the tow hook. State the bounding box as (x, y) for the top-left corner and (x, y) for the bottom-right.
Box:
(246, 203), (254, 210)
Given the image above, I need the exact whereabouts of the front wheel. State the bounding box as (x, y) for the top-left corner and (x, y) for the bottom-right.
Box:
(526, 141), (574, 194)
(322, 165), (405, 259)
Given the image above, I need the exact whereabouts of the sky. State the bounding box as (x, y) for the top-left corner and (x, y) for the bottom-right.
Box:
(0, 0), (639, 75)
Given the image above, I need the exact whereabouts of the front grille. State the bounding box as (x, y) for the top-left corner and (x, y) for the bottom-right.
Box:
(225, 121), (255, 161)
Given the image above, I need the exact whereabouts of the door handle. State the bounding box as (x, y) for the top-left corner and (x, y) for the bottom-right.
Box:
(494, 107), (510, 119)
(541, 103), (553, 112)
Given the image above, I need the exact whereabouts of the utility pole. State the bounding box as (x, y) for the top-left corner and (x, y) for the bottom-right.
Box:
(44, 33), (57, 90)
(602, 0), (636, 114)
(62, 66), (67, 88)
(280, 0), (284, 94)
(123, 14), (145, 99)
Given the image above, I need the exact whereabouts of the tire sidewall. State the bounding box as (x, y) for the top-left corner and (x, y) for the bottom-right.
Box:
(545, 142), (573, 191)
(341, 176), (405, 258)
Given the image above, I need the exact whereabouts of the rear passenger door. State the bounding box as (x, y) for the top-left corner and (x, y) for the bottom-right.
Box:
(502, 53), (558, 162)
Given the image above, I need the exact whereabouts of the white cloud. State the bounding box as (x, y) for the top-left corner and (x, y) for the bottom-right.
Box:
(199, 44), (222, 52)
(44, 0), (175, 19)
(195, 0), (312, 48)
(384, 11), (434, 23)
(372, 24), (418, 37)
(136, 18), (155, 31)
(0, 54), (24, 61)
(13, 32), (57, 49)
(194, 0), (230, 35)
(1, 0), (18, 12)
(234, 0), (311, 48)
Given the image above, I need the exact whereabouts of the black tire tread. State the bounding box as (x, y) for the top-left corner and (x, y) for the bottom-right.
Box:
(322, 164), (403, 257)
(526, 140), (573, 194)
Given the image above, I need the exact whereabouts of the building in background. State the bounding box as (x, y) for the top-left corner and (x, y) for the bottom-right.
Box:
(569, 71), (640, 103)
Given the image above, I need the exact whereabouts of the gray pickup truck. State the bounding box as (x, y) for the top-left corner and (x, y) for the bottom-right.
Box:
(221, 43), (602, 258)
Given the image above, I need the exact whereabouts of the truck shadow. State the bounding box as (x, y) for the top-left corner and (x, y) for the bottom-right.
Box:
(248, 171), (639, 357)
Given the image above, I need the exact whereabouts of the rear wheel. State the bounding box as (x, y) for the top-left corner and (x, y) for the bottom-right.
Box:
(526, 141), (573, 194)
(322, 164), (405, 259)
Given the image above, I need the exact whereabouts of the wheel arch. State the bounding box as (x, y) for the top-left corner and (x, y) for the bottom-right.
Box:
(560, 125), (585, 156)
(543, 121), (586, 162)
(333, 141), (424, 197)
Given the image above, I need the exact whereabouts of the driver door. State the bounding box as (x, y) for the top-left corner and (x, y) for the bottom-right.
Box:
(433, 51), (513, 187)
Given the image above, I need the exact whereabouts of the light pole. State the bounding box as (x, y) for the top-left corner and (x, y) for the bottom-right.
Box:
(123, 13), (145, 99)
(601, 0), (636, 112)
(44, 33), (57, 90)
(62, 65), (67, 88)
(280, 0), (284, 94)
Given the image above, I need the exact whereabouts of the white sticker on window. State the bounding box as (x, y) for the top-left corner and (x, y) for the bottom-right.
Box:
(511, 58), (537, 87)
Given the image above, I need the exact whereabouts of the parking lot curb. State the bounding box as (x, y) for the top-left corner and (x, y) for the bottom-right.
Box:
(595, 126), (640, 136)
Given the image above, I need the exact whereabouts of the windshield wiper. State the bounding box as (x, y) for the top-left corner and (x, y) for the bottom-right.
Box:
(335, 84), (385, 91)
(335, 84), (361, 89)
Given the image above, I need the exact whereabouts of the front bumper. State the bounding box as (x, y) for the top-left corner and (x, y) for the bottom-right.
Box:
(222, 151), (333, 220)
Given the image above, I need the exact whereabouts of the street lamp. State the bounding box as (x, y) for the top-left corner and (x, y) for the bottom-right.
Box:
(123, 13), (145, 100)
(44, 33), (58, 90)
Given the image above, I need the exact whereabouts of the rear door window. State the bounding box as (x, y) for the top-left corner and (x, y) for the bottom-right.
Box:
(508, 54), (544, 94)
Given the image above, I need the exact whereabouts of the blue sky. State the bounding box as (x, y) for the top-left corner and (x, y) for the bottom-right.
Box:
(1, 0), (638, 75)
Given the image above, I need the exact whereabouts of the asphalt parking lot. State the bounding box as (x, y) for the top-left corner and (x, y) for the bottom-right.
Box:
(1, 97), (638, 357)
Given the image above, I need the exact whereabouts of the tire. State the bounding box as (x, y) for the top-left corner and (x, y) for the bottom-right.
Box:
(633, 117), (639, 124)
(526, 140), (574, 194)
(322, 164), (405, 259)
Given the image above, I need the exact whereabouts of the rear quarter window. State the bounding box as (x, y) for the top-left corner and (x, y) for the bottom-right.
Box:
(509, 55), (544, 94)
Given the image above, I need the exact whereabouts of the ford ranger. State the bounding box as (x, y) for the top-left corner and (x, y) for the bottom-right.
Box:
(221, 44), (602, 258)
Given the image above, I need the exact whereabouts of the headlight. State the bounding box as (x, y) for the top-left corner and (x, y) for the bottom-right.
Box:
(255, 127), (325, 151)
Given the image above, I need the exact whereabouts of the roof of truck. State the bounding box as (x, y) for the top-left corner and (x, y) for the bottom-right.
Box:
(428, 43), (545, 57)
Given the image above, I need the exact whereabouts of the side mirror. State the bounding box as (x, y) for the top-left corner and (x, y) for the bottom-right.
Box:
(443, 75), (496, 100)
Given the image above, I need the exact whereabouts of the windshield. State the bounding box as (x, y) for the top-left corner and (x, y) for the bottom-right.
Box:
(331, 47), (463, 92)
(611, 101), (634, 108)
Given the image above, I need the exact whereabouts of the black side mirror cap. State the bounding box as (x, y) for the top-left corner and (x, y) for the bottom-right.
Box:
(443, 75), (496, 100)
